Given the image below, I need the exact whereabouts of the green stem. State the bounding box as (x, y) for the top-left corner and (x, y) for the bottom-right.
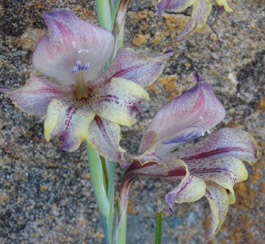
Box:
(86, 142), (110, 218)
(116, 199), (128, 244)
(96, 0), (112, 30)
(155, 211), (162, 244)
(104, 159), (116, 244)
(86, 142), (116, 244)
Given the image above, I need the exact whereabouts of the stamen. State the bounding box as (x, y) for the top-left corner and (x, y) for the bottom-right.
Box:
(72, 60), (90, 74)
(77, 49), (89, 54)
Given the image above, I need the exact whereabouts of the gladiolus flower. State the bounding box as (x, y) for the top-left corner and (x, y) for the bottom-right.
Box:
(0, 9), (171, 163)
(119, 73), (258, 240)
(156, 0), (233, 40)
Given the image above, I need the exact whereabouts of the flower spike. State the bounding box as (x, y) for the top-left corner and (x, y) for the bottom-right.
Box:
(120, 73), (258, 241)
(156, 0), (233, 40)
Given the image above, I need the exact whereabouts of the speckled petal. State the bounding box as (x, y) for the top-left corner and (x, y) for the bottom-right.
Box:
(139, 75), (225, 160)
(191, 156), (248, 204)
(205, 184), (229, 240)
(87, 116), (126, 163)
(0, 75), (72, 116)
(165, 160), (206, 213)
(92, 77), (149, 126)
(156, 0), (194, 17)
(177, 0), (212, 41)
(33, 9), (114, 86)
(216, 0), (232, 12)
(44, 98), (95, 151)
(96, 48), (172, 88)
(172, 128), (258, 164)
(123, 160), (186, 182)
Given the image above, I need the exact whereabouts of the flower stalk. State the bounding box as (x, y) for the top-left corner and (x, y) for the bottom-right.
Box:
(86, 142), (115, 244)
(155, 210), (162, 244)
(95, 0), (112, 30)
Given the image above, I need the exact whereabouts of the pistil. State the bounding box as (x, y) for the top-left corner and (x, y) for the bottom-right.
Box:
(72, 60), (90, 99)
(75, 73), (88, 99)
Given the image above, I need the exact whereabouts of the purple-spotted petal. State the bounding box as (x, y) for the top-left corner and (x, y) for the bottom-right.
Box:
(205, 184), (229, 240)
(87, 116), (126, 163)
(190, 156), (248, 204)
(139, 76), (226, 159)
(216, 0), (232, 12)
(92, 77), (149, 126)
(165, 160), (206, 213)
(33, 9), (114, 86)
(172, 128), (258, 163)
(44, 98), (95, 151)
(177, 0), (212, 41)
(156, 0), (194, 18)
(124, 160), (186, 182)
(0, 76), (72, 116)
(96, 48), (172, 88)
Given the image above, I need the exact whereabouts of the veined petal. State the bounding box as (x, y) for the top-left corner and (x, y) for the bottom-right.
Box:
(165, 160), (206, 213)
(172, 128), (258, 164)
(92, 77), (149, 126)
(87, 116), (126, 163)
(156, 0), (195, 18)
(96, 48), (172, 88)
(33, 9), (114, 86)
(205, 184), (229, 240)
(123, 160), (186, 182)
(177, 0), (212, 41)
(191, 156), (248, 204)
(44, 98), (95, 151)
(216, 0), (232, 12)
(0, 76), (72, 116)
(139, 74), (225, 159)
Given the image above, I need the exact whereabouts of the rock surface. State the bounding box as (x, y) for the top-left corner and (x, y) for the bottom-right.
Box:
(0, 0), (264, 243)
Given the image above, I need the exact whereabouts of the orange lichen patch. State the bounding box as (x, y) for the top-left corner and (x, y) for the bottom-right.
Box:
(151, 31), (168, 45)
(164, 211), (170, 218)
(127, 199), (138, 214)
(16, 27), (47, 50)
(128, 10), (149, 24)
(40, 185), (48, 191)
(0, 192), (9, 205)
(72, 6), (90, 19)
(234, 181), (259, 209)
(183, 227), (196, 243)
(256, 98), (265, 110)
(132, 33), (149, 46)
(81, 173), (91, 180)
(251, 171), (261, 183)
(79, 219), (85, 225)
(160, 76), (177, 92)
(73, 228), (79, 234)
(259, 182), (265, 192)
(225, 119), (241, 128)
(160, 76), (182, 99)
(94, 231), (104, 239)
(147, 81), (159, 93)
(163, 14), (190, 35)
(195, 24), (211, 35)
(201, 208), (211, 231)
(176, 206), (186, 216)
(209, 33), (218, 42)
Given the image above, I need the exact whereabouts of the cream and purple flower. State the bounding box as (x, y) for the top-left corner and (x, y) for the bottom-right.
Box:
(0, 9), (171, 163)
(119, 73), (258, 240)
(156, 0), (232, 40)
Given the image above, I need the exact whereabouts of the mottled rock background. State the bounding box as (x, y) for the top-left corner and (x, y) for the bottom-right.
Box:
(0, 0), (264, 243)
